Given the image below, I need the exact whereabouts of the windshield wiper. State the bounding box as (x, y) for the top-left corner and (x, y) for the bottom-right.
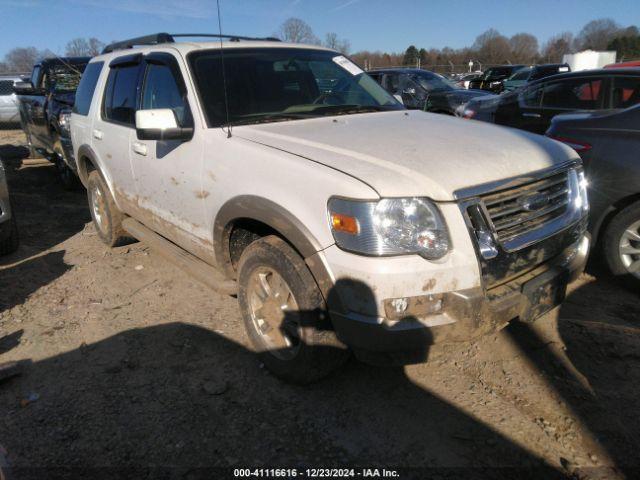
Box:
(231, 112), (313, 126)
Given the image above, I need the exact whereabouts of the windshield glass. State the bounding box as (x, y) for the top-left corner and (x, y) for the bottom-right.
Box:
(411, 71), (454, 92)
(49, 63), (87, 93)
(508, 68), (531, 81)
(483, 67), (517, 80)
(188, 48), (403, 127)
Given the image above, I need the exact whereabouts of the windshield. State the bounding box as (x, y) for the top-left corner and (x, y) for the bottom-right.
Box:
(48, 63), (87, 93)
(508, 68), (531, 81)
(189, 48), (403, 127)
(411, 71), (454, 92)
(482, 67), (518, 80)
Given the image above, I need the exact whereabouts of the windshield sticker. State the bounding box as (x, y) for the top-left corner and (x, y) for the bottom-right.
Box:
(332, 55), (364, 76)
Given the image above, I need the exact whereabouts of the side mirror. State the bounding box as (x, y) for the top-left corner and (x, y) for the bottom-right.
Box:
(135, 109), (193, 141)
(13, 81), (35, 94)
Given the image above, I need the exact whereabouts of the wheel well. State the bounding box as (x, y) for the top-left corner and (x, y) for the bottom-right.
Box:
(594, 193), (640, 246)
(78, 154), (96, 185)
(224, 218), (295, 278)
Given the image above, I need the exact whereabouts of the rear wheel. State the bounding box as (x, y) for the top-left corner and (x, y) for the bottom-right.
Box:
(602, 200), (640, 287)
(237, 236), (349, 384)
(87, 170), (130, 247)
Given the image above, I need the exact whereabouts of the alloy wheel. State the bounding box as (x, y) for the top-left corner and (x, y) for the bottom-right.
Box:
(619, 219), (640, 279)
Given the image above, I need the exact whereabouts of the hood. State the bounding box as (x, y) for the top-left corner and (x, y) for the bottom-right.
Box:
(236, 110), (579, 201)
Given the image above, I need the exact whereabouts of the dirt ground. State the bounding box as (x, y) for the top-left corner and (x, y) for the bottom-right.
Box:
(0, 128), (639, 479)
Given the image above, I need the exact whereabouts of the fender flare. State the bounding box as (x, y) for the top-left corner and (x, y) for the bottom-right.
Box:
(76, 144), (101, 187)
(213, 195), (323, 275)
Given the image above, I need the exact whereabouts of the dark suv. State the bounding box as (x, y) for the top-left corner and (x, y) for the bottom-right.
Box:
(468, 65), (526, 93)
(461, 69), (640, 135)
(368, 68), (492, 115)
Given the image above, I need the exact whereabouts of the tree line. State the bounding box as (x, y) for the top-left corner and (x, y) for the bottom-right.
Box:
(1, 18), (639, 74)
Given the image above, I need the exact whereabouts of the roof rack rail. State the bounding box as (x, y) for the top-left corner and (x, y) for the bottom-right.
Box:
(102, 33), (281, 54)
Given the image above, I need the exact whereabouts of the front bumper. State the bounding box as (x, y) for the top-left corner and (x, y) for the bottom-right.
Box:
(330, 234), (590, 353)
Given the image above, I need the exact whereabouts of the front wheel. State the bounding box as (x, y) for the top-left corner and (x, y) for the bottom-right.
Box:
(53, 138), (81, 191)
(602, 200), (640, 287)
(237, 236), (349, 384)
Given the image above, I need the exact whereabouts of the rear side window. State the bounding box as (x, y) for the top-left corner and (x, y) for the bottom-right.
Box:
(611, 76), (640, 109)
(73, 62), (104, 116)
(541, 78), (603, 109)
(520, 84), (544, 107)
(0, 80), (13, 96)
(103, 64), (140, 126)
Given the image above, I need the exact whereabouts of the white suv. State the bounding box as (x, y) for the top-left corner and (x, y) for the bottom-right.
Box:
(71, 33), (590, 382)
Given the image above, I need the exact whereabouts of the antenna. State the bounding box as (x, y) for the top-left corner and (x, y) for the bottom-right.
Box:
(217, 0), (232, 138)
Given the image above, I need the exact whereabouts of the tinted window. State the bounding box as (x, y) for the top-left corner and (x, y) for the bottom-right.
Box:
(520, 85), (544, 107)
(611, 76), (640, 109)
(30, 66), (42, 89)
(510, 69), (531, 81)
(103, 65), (140, 125)
(73, 62), (104, 116)
(0, 80), (13, 96)
(541, 78), (603, 109)
(141, 63), (189, 126)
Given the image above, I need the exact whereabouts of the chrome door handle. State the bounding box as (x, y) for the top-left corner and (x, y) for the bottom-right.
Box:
(522, 112), (541, 118)
(92, 129), (103, 140)
(132, 141), (148, 156)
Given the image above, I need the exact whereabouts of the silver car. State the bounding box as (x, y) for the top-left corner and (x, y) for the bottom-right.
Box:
(0, 76), (22, 126)
(0, 160), (19, 255)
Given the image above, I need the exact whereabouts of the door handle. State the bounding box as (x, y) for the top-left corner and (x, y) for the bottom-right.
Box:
(132, 141), (148, 156)
(522, 112), (541, 118)
(92, 129), (103, 140)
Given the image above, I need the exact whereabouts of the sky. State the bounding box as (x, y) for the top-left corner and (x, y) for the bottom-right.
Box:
(1, 0), (639, 59)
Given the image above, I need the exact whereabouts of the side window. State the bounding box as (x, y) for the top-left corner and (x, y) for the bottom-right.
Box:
(141, 63), (190, 127)
(103, 64), (140, 126)
(541, 78), (603, 109)
(73, 62), (104, 116)
(611, 76), (640, 109)
(520, 85), (543, 107)
(382, 74), (399, 94)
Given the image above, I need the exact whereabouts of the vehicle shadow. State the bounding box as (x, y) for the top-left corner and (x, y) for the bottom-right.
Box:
(0, 281), (566, 480)
(505, 274), (639, 479)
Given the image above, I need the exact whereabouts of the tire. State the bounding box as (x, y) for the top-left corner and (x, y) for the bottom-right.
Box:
(237, 235), (349, 384)
(0, 212), (19, 256)
(86, 170), (130, 247)
(602, 200), (640, 287)
(53, 137), (81, 191)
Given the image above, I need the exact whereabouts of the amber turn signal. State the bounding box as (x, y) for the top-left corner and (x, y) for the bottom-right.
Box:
(330, 212), (359, 235)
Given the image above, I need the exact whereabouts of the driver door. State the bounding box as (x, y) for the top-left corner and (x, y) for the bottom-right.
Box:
(129, 52), (207, 258)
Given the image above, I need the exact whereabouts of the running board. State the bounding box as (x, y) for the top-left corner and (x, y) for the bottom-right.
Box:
(122, 218), (237, 296)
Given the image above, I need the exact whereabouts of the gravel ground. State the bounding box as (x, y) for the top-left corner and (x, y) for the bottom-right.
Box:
(0, 129), (639, 479)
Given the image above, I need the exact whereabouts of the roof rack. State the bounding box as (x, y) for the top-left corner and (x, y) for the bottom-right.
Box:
(102, 33), (281, 54)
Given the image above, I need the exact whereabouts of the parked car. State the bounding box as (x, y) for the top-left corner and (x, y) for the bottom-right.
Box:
(0, 76), (22, 127)
(0, 160), (19, 255)
(71, 33), (589, 383)
(468, 65), (526, 93)
(368, 68), (493, 114)
(14, 57), (90, 189)
(546, 104), (640, 285)
(455, 72), (482, 89)
(502, 64), (570, 93)
(605, 60), (640, 69)
(459, 69), (640, 134)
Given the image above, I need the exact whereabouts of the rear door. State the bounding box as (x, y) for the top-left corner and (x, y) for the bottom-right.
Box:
(609, 75), (640, 109)
(129, 52), (206, 257)
(91, 54), (143, 211)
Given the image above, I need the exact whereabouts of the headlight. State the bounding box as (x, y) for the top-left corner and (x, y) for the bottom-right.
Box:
(58, 110), (71, 135)
(568, 168), (589, 214)
(328, 197), (450, 259)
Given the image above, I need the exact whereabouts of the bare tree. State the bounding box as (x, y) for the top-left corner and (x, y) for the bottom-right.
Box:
(324, 32), (350, 54)
(574, 18), (621, 51)
(4, 47), (39, 73)
(277, 18), (319, 45)
(509, 33), (539, 64)
(473, 29), (511, 64)
(541, 32), (574, 63)
(65, 37), (104, 57)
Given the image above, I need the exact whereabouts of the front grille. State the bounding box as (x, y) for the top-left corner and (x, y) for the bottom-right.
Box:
(482, 171), (570, 245)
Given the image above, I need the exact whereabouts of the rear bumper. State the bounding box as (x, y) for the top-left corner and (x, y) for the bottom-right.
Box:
(330, 234), (589, 353)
